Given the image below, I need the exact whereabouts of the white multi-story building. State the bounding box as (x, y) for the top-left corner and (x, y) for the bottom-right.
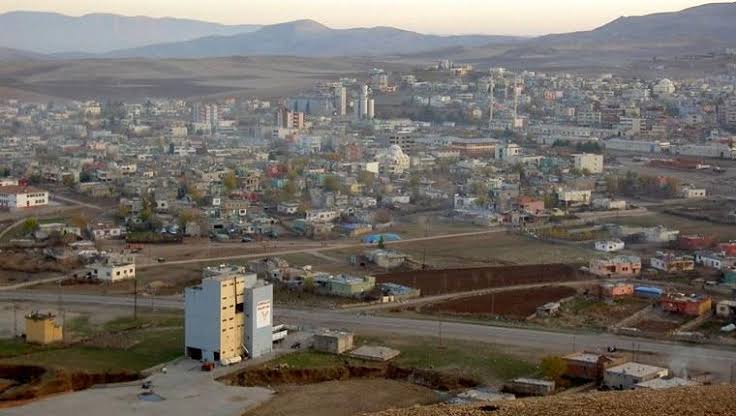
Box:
(184, 265), (273, 363)
(573, 153), (603, 174)
(0, 186), (48, 210)
(375, 145), (410, 175)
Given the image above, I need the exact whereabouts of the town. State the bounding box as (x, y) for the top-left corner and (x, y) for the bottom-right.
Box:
(1, 3), (736, 416)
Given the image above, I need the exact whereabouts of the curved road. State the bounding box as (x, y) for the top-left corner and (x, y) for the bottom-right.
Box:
(1, 290), (734, 379)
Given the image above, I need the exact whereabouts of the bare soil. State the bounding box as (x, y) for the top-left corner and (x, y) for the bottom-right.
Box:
(377, 264), (582, 296)
(245, 379), (440, 416)
(425, 286), (578, 319)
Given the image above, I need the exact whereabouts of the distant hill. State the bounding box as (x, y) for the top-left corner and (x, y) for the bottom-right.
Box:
(407, 2), (736, 68)
(106, 19), (524, 58)
(0, 11), (261, 54)
(534, 2), (736, 51)
(0, 47), (47, 61)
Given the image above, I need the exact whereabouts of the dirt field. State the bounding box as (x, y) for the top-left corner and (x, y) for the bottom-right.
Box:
(534, 296), (650, 330)
(377, 264), (582, 296)
(245, 379), (439, 416)
(0, 57), (409, 101)
(394, 232), (598, 268)
(425, 286), (578, 319)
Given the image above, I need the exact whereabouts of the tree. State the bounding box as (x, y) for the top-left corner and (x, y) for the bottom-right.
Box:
(357, 170), (375, 187)
(22, 217), (39, 235)
(69, 213), (88, 230)
(377, 235), (385, 249)
(223, 171), (238, 192)
(62, 175), (76, 188)
(303, 276), (315, 293)
(323, 175), (340, 192)
(540, 356), (567, 385)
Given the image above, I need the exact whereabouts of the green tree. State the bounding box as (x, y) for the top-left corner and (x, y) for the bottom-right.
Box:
(377, 235), (385, 249)
(62, 175), (76, 188)
(323, 175), (340, 192)
(540, 356), (567, 385)
(357, 170), (376, 187)
(22, 217), (39, 235)
(223, 171), (238, 192)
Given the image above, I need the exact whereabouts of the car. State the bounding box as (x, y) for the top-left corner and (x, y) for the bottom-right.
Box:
(290, 342), (301, 349)
(156, 257), (166, 263)
(241, 237), (253, 243)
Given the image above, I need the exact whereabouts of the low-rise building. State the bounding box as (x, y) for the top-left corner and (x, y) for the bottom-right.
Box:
(650, 252), (695, 273)
(24, 312), (63, 344)
(715, 300), (736, 319)
(599, 281), (634, 298)
(604, 362), (668, 390)
(589, 256), (641, 278)
(505, 378), (555, 396)
(659, 294), (712, 317)
(313, 330), (354, 354)
(634, 377), (699, 390)
(595, 239), (625, 253)
(89, 254), (135, 282)
(564, 352), (628, 381)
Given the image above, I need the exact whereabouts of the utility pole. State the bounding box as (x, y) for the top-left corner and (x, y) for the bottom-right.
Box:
(133, 277), (138, 320)
(12, 303), (17, 338)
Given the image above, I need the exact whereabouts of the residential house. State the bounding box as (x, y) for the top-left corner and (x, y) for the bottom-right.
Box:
(589, 256), (642, 278)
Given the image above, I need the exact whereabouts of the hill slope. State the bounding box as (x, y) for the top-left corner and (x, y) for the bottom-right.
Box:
(106, 19), (524, 58)
(0, 11), (261, 54)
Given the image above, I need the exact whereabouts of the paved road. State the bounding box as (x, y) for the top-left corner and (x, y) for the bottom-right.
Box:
(137, 228), (508, 270)
(2, 290), (735, 379)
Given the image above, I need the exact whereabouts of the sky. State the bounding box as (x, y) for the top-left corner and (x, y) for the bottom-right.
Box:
(0, 0), (717, 35)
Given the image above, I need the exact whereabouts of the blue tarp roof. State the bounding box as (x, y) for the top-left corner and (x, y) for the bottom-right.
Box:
(362, 233), (401, 244)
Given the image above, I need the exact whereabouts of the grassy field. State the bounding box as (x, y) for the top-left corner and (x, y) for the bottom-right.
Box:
(0, 313), (184, 372)
(357, 335), (538, 384)
(265, 335), (537, 385)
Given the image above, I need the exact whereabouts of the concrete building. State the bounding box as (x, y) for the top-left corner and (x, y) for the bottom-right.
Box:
(184, 265), (273, 362)
(505, 378), (555, 396)
(659, 294), (712, 317)
(564, 352), (628, 381)
(245, 281), (273, 359)
(89, 254), (135, 282)
(0, 185), (48, 210)
(557, 189), (592, 206)
(375, 145), (410, 175)
(495, 143), (521, 161)
(24, 312), (63, 344)
(604, 362), (668, 389)
(635, 377), (699, 390)
(715, 300), (736, 319)
(276, 107), (305, 130)
(594, 239), (625, 253)
(573, 153), (603, 174)
(590, 256), (642, 278)
(650, 252), (695, 273)
(313, 330), (354, 354)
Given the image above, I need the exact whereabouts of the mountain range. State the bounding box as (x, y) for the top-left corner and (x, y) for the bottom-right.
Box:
(0, 3), (735, 62)
(0, 11), (260, 54)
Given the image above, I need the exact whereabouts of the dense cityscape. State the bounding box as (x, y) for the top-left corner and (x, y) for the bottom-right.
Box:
(1, 2), (736, 416)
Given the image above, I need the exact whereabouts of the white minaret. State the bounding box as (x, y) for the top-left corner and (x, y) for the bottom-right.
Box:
(367, 99), (375, 120)
(360, 84), (369, 119)
(488, 77), (495, 130)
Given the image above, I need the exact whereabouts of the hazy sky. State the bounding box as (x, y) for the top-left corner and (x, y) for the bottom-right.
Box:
(0, 0), (716, 35)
